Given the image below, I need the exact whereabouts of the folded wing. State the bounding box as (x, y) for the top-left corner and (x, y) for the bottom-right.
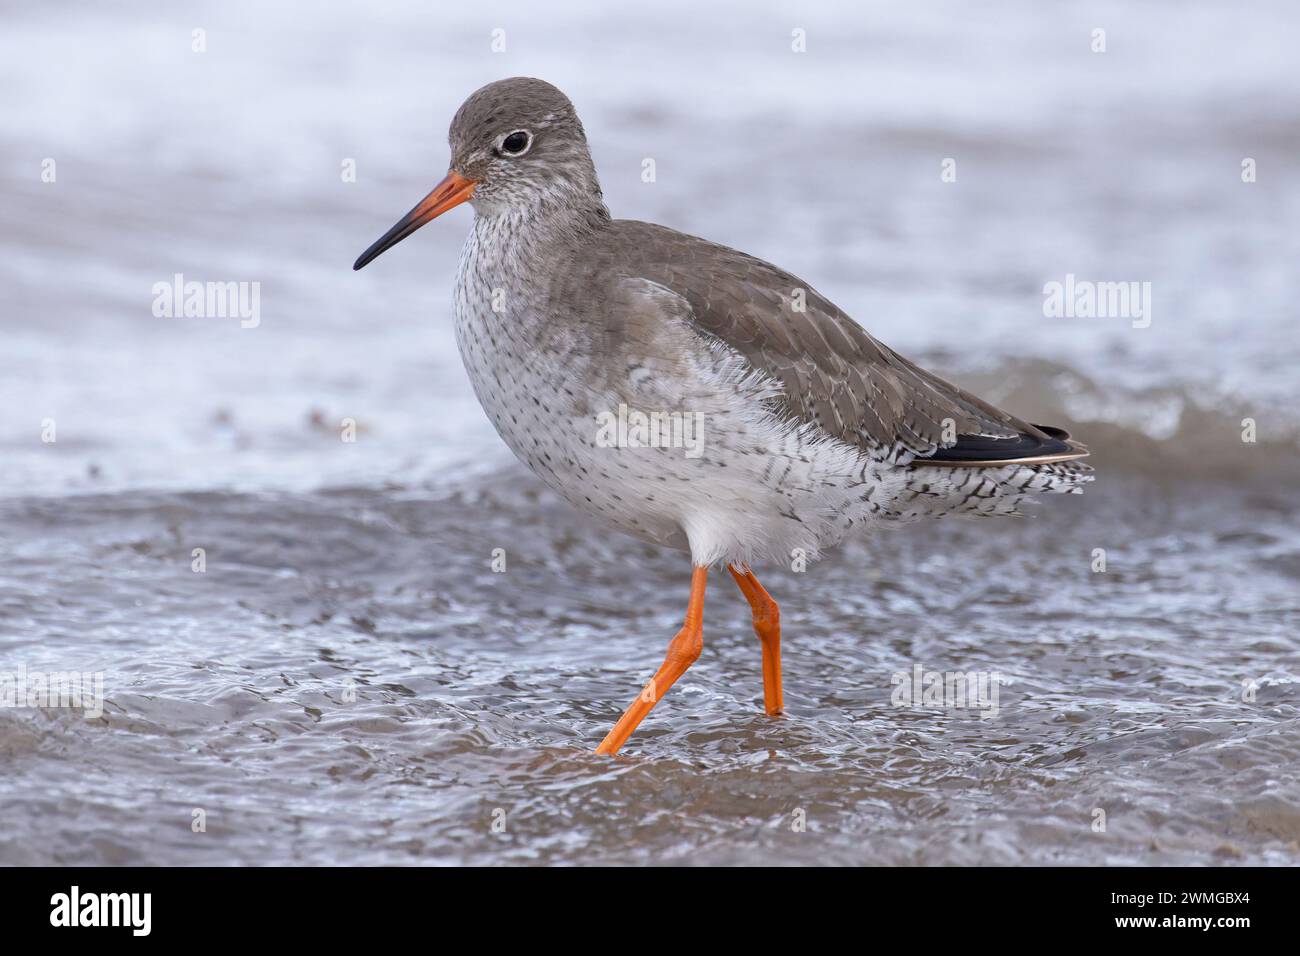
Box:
(604, 221), (1088, 468)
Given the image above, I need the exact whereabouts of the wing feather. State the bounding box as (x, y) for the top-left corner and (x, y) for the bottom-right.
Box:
(582, 221), (1088, 465)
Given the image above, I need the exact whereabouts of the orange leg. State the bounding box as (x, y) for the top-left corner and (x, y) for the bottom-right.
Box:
(728, 564), (784, 717)
(595, 566), (708, 756)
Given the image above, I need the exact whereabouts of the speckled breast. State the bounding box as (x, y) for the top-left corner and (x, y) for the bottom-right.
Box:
(450, 226), (690, 552)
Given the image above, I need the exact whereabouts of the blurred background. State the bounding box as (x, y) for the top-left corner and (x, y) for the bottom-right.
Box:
(1, 0), (1298, 866)
(4, 0), (1299, 492)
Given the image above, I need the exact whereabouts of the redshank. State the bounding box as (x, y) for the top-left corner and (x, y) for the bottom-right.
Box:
(353, 77), (1091, 755)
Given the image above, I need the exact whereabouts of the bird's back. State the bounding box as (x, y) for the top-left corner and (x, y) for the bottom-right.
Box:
(579, 218), (1089, 469)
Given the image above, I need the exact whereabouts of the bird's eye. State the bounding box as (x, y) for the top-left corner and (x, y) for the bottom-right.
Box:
(500, 130), (531, 156)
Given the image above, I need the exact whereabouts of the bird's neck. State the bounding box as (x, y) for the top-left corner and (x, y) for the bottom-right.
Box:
(470, 191), (610, 273)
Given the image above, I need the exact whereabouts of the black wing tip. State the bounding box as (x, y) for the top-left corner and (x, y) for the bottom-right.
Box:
(1033, 424), (1071, 441)
(914, 423), (1089, 467)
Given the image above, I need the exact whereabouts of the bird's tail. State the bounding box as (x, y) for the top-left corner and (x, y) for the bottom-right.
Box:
(889, 425), (1092, 519)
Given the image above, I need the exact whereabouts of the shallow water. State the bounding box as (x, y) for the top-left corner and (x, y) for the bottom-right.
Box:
(2, 476), (1298, 865)
(2, 0), (1299, 865)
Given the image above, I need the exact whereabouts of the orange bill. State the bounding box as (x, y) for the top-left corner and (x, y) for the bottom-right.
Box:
(353, 170), (477, 270)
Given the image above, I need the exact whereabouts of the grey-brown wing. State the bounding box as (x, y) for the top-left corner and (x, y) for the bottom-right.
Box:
(601, 220), (1064, 460)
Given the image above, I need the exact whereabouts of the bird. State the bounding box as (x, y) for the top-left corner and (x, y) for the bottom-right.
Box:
(353, 77), (1092, 756)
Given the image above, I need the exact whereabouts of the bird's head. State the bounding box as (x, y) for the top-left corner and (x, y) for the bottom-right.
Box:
(353, 77), (604, 270)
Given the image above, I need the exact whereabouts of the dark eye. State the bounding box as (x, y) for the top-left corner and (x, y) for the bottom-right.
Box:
(500, 130), (531, 156)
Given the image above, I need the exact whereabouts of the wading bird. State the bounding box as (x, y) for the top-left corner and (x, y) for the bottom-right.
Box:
(354, 78), (1091, 755)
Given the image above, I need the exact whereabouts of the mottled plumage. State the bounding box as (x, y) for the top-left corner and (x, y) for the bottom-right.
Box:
(353, 77), (1093, 753)
(411, 79), (1090, 569)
